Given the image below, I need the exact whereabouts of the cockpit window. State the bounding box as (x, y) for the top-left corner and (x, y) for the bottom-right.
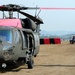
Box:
(14, 30), (20, 44)
(0, 30), (12, 43)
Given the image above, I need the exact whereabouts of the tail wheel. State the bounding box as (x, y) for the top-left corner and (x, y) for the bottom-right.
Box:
(27, 56), (34, 69)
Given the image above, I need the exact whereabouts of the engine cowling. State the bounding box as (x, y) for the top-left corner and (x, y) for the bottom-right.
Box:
(22, 18), (36, 31)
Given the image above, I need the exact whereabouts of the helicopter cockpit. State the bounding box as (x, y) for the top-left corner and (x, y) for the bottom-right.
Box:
(0, 29), (12, 43)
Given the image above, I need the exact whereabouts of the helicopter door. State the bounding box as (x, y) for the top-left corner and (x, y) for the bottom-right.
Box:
(20, 31), (28, 50)
(12, 30), (22, 60)
(33, 33), (40, 56)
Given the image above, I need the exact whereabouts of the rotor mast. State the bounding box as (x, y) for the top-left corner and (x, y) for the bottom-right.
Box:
(9, 10), (13, 18)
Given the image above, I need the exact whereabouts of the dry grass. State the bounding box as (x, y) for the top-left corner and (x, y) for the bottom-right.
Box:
(1, 41), (75, 75)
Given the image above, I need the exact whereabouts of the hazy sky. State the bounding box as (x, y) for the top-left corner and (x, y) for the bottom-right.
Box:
(0, 0), (75, 32)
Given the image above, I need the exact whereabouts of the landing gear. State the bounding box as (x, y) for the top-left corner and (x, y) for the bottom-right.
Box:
(26, 36), (34, 69)
(27, 56), (34, 69)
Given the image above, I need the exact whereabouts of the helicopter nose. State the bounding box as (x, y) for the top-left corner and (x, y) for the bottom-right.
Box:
(0, 45), (12, 61)
(0, 48), (10, 61)
(3, 50), (12, 61)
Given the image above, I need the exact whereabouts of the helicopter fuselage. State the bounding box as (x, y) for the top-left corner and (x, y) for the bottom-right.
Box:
(0, 19), (40, 68)
(0, 4), (43, 69)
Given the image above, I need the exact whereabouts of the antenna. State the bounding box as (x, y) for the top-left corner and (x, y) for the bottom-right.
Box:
(36, 9), (41, 18)
(35, 6), (38, 17)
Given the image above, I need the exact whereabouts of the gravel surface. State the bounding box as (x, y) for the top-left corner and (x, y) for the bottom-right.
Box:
(0, 41), (75, 75)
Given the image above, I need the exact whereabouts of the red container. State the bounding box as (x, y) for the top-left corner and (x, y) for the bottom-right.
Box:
(54, 38), (61, 44)
(44, 38), (50, 44)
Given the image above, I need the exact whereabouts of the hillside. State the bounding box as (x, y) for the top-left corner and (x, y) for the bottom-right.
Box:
(40, 30), (75, 40)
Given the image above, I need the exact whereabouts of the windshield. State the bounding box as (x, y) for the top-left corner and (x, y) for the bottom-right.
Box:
(0, 30), (12, 43)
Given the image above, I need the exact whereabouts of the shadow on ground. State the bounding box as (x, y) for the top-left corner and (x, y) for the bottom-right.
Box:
(35, 64), (75, 67)
(0, 64), (27, 73)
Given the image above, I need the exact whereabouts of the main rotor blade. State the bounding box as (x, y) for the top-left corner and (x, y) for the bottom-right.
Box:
(18, 10), (43, 24)
(0, 6), (8, 11)
(40, 7), (75, 10)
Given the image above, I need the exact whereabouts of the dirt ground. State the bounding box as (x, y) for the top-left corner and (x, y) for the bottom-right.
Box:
(0, 41), (75, 75)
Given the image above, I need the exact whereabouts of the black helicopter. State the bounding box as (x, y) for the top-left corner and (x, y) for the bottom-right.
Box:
(0, 4), (43, 69)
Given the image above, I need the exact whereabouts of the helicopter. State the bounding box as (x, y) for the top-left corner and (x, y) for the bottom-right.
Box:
(0, 4), (43, 69)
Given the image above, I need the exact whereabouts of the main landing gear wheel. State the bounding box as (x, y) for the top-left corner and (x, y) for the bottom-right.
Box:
(27, 57), (34, 69)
